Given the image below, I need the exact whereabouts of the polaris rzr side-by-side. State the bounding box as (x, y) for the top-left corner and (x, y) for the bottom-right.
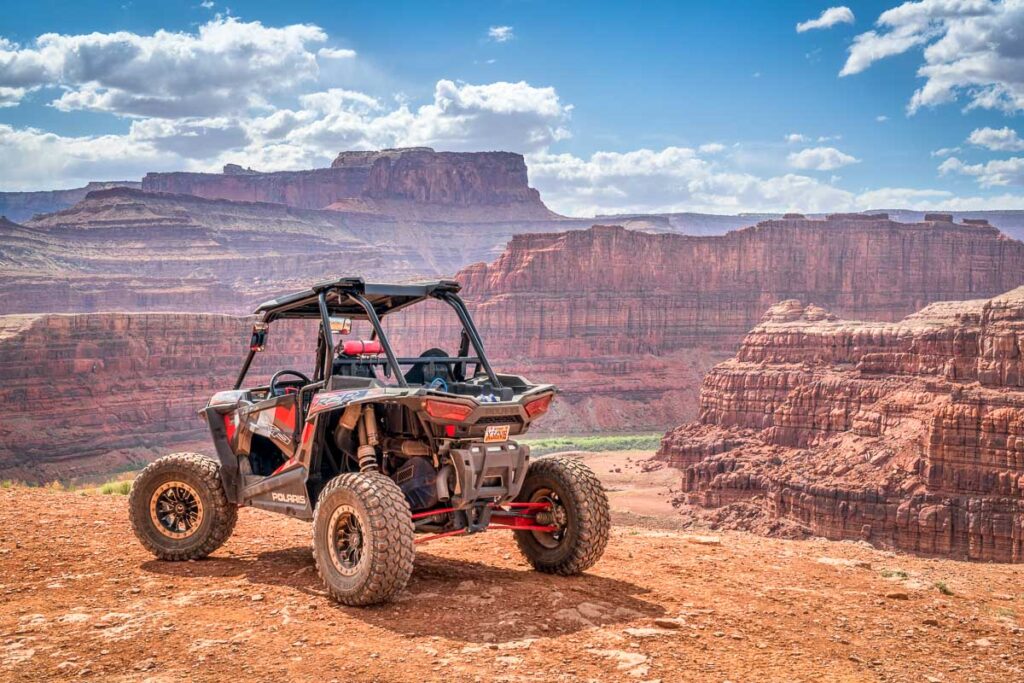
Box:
(129, 277), (610, 605)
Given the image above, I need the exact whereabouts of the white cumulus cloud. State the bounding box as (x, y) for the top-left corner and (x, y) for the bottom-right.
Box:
(939, 154), (1024, 186)
(0, 18), (329, 117)
(841, 0), (1024, 114)
(967, 126), (1024, 151)
(259, 80), (572, 159)
(524, 147), (857, 215)
(0, 124), (176, 190)
(0, 78), (575, 189)
(797, 6), (856, 32)
(787, 146), (860, 171)
(488, 26), (514, 43)
(318, 47), (357, 59)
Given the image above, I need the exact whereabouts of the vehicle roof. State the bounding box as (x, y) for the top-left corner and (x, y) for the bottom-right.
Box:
(254, 277), (462, 320)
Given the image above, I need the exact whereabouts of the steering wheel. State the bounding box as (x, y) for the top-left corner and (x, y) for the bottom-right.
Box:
(269, 369), (311, 397)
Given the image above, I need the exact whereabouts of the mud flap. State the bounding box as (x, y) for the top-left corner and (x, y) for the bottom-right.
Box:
(202, 407), (242, 503)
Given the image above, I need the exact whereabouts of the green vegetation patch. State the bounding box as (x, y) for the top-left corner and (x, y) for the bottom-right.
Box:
(99, 480), (132, 496)
(521, 433), (663, 455)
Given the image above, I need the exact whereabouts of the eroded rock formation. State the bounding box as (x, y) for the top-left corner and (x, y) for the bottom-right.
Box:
(657, 289), (1024, 562)
(141, 148), (556, 221)
(0, 313), (309, 482)
(0, 181), (140, 223)
(4, 214), (1024, 481)
(1, 187), (568, 314)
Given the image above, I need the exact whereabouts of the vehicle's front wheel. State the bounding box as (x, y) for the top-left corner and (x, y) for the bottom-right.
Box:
(128, 453), (238, 561)
(514, 456), (610, 575)
(312, 472), (415, 606)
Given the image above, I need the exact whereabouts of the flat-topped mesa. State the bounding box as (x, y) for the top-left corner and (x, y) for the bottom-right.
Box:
(141, 147), (556, 219)
(657, 287), (1024, 562)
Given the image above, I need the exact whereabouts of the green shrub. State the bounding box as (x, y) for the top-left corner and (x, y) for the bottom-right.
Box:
(935, 581), (954, 596)
(522, 433), (663, 455)
(881, 569), (909, 579)
(99, 480), (132, 496)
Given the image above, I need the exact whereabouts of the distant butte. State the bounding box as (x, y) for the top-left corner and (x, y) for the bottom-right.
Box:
(141, 147), (558, 221)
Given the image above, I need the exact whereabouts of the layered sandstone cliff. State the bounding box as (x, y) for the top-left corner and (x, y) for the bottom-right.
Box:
(2, 187), (566, 314)
(391, 215), (1024, 434)
(141, 148), (556, 221)
(0, 312), (312, 482)
(5, 214), (1024, 481)
(0, 181), (140, 223)
(657, 288), (1024, 562)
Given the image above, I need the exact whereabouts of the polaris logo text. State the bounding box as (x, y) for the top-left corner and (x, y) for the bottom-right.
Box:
(271, 492), (306, 505)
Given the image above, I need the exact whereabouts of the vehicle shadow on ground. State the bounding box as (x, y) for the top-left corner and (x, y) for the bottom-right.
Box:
(142, 545), (664, 642)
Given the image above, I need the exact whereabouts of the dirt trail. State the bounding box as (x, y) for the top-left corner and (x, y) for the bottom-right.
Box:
(1, 453), (1022, 682)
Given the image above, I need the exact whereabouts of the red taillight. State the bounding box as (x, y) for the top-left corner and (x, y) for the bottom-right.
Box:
(424, 399), (473, 422)
(524, 394), (553, 418)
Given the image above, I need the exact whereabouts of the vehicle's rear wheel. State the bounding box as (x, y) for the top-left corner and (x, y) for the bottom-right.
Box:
(514, 456), (610, 575)
(128, 453), (237, 561)
(312, 472), (415, 606)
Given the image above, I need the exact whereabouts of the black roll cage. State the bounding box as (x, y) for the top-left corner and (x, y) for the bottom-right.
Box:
(233, 278), (501, 391)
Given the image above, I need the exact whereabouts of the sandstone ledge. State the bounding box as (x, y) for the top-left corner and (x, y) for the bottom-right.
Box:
(658, 289), (1024, 562)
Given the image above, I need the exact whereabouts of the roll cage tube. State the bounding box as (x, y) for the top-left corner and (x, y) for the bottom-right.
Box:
(233, 347), (256, 391)
(231, 284), (501, 391)
(342, 291), (408, 388)
(438, 292), (501, 388)
(317, 291), (334, 382)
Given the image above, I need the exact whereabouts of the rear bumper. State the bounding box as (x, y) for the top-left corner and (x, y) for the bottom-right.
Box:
(448, 441), (529, 506)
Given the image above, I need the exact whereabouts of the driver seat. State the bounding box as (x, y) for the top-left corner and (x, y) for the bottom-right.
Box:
(403, 348), (454, 386)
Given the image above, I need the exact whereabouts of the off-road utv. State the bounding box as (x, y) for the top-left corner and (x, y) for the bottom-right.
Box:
(129, 277), (610, 605)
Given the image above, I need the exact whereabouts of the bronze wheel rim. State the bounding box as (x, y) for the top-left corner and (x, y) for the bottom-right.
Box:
(149, 481), (204, 540)
(328, 505), (365, 577)
(530, 488), (568, 549)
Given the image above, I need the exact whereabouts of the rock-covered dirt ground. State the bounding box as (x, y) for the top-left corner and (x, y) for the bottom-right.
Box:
(1, 452), (1022, 682)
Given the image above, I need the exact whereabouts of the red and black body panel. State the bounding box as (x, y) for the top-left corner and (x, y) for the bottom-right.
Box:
(197, 277), (558, 529)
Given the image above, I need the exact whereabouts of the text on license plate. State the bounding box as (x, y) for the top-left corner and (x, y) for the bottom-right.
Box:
(484, 425), (511, 443)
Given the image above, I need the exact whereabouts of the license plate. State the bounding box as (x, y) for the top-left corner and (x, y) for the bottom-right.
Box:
(483, 425), (511, 443)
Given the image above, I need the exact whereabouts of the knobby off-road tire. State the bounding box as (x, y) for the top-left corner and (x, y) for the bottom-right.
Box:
(128, 452), (238, 561)
(312, 472), (415, 606)
(514, 456), (610, 575)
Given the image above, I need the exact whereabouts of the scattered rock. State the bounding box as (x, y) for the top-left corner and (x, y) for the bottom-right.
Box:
(653, 617), (686, 629)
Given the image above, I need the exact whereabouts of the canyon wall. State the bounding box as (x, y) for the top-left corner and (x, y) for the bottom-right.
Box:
(451, 216), (1024, 355)
(0, 312), (314, 483)
(141, 148), (556, 221)
(657, 288), (1024, 562)
(383, 215), (1024, 435)
(0, 181), (140, 223)
(1, 187), (573, 315)
(4, 214), (1024, 482)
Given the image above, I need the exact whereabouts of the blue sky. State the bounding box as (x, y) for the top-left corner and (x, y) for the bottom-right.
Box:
(1, 0), (1022, 214)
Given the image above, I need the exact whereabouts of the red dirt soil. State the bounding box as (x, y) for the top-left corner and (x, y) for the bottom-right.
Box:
(1, 454), (1021, 682)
